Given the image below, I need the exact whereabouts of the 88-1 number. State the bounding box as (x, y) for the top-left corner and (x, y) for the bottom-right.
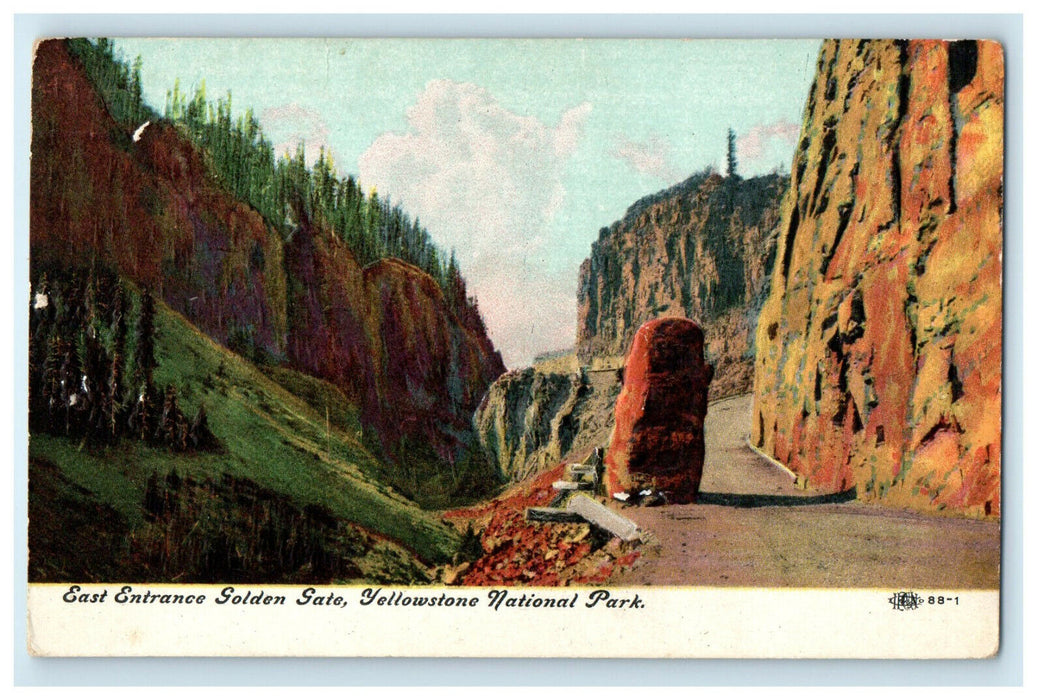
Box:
(927, 595), (958, 605)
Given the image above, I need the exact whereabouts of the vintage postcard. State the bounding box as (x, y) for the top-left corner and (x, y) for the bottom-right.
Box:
(25, 36), (1002, 657)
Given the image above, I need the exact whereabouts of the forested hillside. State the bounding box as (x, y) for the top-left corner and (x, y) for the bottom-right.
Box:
(32, 39), (505, 488)
(66, 38), (476, 312)
(28, 38), (510, 583)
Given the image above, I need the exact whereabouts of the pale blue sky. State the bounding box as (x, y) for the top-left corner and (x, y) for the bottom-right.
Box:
(115, 38), (820, 367)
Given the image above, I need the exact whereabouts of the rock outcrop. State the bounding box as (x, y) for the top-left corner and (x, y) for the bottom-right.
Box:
(473, 365), (621, 483)
(473, 369), (575, 482)
(31, 39), (505, 465)
(604, 318), (714, 502)
(576, 171), (785, 399)
(751, 40), (1003, 517)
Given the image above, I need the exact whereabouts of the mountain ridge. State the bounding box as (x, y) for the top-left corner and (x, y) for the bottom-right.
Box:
(576, 170), (785, 398)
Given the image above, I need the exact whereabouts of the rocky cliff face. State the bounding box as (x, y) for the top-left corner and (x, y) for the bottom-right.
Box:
(576, 171), (785, 400)
(473, 366), (620, 483)
(478, 169), (785, 482)
(751, 40), (1003, 517)
(31, 39), (505, 463)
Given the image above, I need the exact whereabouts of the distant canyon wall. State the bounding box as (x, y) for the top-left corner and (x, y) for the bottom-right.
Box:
(477, 171), (786, 482)
(576, 171), (785, 400)
(751, 39), (1003, 516)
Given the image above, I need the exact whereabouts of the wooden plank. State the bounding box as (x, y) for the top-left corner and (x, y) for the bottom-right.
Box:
(566, 494), (641, 541)
(526, 507), (585, 524)
(553, 480), (593, 491)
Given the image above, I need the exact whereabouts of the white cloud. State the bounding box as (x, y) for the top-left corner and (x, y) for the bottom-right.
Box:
(359, 79), (592, 368)
(736, 120), (800, 167)
(611, 134), (682, 183)
(261, 103), (334, 167)
(472, 262), (577, 371)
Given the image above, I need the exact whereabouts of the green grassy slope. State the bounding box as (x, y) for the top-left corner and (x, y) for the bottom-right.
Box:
(30, 299), (463, 573)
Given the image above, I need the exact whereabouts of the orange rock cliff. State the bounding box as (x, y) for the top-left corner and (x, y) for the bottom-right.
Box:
(751, 39), (1003, 517)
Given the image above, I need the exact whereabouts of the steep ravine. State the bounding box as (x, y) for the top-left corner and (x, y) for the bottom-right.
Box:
(751, 39), (1003, 517)
(473, 367), (620, 483)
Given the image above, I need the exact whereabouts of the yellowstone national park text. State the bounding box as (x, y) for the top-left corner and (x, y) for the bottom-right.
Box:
(58, 586), (646, 613)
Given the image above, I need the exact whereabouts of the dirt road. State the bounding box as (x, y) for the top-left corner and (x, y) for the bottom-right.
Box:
(607, 394), (1000, 588)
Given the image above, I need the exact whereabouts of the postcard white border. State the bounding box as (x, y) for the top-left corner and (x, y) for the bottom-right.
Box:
(28, 584), (999, 658)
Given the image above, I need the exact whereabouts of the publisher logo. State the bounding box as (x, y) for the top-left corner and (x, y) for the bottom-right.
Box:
(888, 591), (924, 611)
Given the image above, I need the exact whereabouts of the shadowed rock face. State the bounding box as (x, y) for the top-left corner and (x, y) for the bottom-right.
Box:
(605, 318), (714, 502)
(751, 40), (1003, 517)
(473, 369), (575, 482)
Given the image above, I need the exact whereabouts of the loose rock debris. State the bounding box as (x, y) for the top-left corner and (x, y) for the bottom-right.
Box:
(442, 462), (644, 586)
(530, 458), (641, 540)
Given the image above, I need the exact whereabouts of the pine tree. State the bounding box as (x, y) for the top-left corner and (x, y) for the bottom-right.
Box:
(106, 280), (128, 442)
(79, 330), (109, 442)
(189, 404), (218, 452)
(59, 333), (80, 437)
(157, 384), (187, 451)
(727, 128), (738, 179)
(29, 277), (52, 429)
(41, 334), (64, 432)
(144, 470), (165, 521)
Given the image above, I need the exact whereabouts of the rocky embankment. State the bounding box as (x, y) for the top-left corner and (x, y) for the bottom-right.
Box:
(751, 39), (1003, 517)
(473, 365), (620, 483)
(31, 39), (504, 465)
(442, 465), (643, 586)
(577, 171), (785, 400)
